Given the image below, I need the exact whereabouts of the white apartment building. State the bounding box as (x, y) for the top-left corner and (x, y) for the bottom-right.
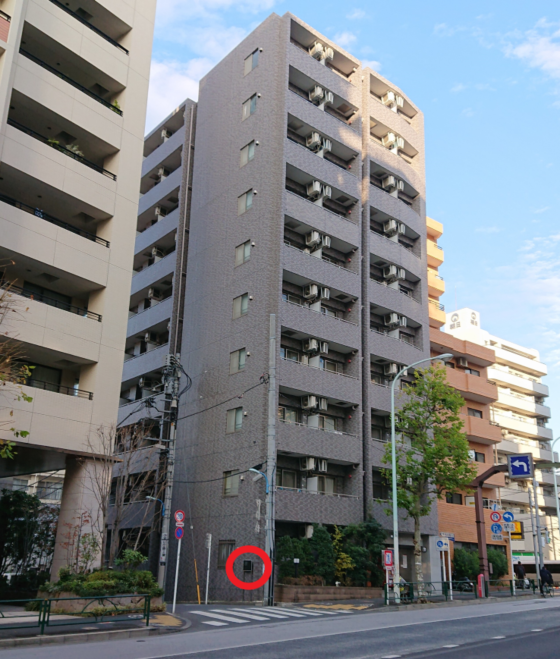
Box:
(0, 0), (156, 576)
(446, 308), (558, 564)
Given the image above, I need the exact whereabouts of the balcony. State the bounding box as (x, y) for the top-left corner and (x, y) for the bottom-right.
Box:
(127, 296), (173, 339)
(487, 366), (549, 397)
(461, 414), (501, 445)
(369, 209), (422, 263)
(135, 209), (179, 256)
(131, 253), (176, 297)
(19, 49), (123, 116)
(281, 297), (360, 347)
(492, 346), (547, 377)
(427, 240), (444, 267)
(0, 10), (9, 45)
(428, 271), (445, 296)
(429, 299), (446, 328)
(497, 391), (551, 419)
(122, 343), (169, 384)
(26, 378), (93, 400)
(138, 168), (182, 217)
(279, 356), (360, 402)
(277, 419), (361, 464)
(8, 119), (116, 180)
(47, 0), (129, 54)
(275, 485), (361, 526)
(426, 216), (443, 240)
(0, 192), (109, 247)
(445, 368), (498, 404)
(492, 413), (552, 441)
(7, 283), (101, 321)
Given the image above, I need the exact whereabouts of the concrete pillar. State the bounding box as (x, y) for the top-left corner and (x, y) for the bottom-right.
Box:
(51, 456), (104, 578)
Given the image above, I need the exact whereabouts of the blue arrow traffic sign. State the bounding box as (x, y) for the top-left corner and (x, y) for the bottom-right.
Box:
(503, 511), (515, 523)
(491, 523), (503, 534)
(508, 454), (533, 479)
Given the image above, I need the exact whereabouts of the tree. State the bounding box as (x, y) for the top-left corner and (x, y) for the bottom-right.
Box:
(332, 525), (355, 584)
(308, 524), (335, 584)
(342, 519), (387, 587)
(487, 548), (508, 579)
(382, 364), (477, 590)
(452, 547), (479, 580)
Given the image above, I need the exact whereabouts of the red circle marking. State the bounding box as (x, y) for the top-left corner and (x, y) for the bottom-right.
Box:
(225, 545), (272, 591)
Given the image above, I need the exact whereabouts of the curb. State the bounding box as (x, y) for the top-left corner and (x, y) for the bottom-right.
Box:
(374, 594), (545, 613)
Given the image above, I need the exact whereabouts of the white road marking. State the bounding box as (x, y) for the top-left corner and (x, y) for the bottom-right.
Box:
(532, 629), (543, 632)
(492, 635), (506, 639)
(201, 621), (228, 627)
(263, 609), (307, 618)
(190, 611), (249, 624)
(442, 645), (459, 648)
(211, 609), (275, 621)
(230, 608), (291, 619)
(287, 608), (327, 616)
(381, 655), (402, 658)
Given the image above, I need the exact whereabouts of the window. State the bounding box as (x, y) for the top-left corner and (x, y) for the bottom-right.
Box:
(242, 94), (257, 120)
(235, 241), (251, 266)
(36, 481), (63, 500)
(244, 49), (259, 76)
(321, 306), (338, 318)
(226, 407), (243, 433)
(278, 406), (298, 424)
(446, 361), (456, 369)
(223, 470), (240, 496)
(12, 478), (28, 492)
(475, 452), (485, 463)
(280, 347), (301, 362)
(278, 469), (297, 489)
(240, 141), (256, 167)
(465, 368), (480, 377)
(218, 541), (235, 568)
(229, 348), (247, 374)
(446, 492), (463, 505)
(318, 415), (336, 432)
(468, 408), (483, 418)
(232, 294), (249, 319)
(283, 292), (304, 305)
(320, 358), (340, 374)
(237, 190), (253, 215)
(372, 469), (390, 500)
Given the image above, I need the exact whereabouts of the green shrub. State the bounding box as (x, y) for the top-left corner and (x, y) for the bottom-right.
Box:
(42, 568), (163, 598)
(487, 548), (508, 579)
(453, 548), (479, 580)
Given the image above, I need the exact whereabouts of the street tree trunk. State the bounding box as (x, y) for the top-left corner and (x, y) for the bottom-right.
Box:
(413, 510), (425, 599)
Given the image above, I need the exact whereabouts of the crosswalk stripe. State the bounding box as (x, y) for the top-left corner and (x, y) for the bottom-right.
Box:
(211, 609), (272, 621)
(191, 611), (249, 624)
(257, 609), (307, 618)
(230, 608), (291, 619)
(286, 608), (324, 616)
(201, 621), (228, 626)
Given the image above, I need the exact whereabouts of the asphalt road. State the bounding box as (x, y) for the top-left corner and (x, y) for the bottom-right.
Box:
(3, 598), (560, 659)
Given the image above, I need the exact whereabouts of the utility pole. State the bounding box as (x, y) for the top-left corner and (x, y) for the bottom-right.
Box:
(531, 478), (544, 572)
(158, 353), (181, 589)
(528, 486), (541, 588)
(264, 314), (276, 606)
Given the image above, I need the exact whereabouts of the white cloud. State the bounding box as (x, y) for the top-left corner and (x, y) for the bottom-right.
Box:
(433, 23), (465, 37)
(156, 0), (276, 22)
(362, 59), (382, 71)
(505, 20), (560, 79)
(346, 9), (366, 20)
(475, 226), (501, 233)
(533, 206), (550, 214)
(451, 83), (466, 92)
(146, 58), (213, 130)
(461, 107), (474, 117)
(333, 31), (357, 48)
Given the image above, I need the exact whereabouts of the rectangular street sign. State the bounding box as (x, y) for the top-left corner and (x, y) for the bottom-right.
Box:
(492, 533), (503, 542)
(440, 532), (455, 541)
(503, 522), (516, 532)
(511, 521), (524, 540)
(383, 549), (394, 568)
(436, 538), (449, 551)
(175, 521), (185, 528)
(508, 454), (534, 479)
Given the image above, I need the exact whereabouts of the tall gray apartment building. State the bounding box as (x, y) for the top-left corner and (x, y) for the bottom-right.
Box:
(120, 12), (438, 600)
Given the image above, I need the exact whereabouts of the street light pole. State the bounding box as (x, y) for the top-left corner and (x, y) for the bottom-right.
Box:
(390, 353), (453, 604)
(551, 437), (560, 561)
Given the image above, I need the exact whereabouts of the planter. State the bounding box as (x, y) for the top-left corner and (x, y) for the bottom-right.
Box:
(275, 585), (383, 602)
(36, 591), (162, 613)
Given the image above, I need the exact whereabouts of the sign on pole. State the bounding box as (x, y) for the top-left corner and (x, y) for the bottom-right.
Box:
(491, 533), (503, 542)
(491, 523), (503, 534)
(436, 538), (449, 551)
(440, 532), (455, 541)
(383, 549), (394, 568)
(175, 527), (184, 540)
(490, 512), (502, 523)
(174, 510), (186, 523)
(508, 454), (534, 479)
(503, 522), (515, 532)
(503, 511), (515, 523)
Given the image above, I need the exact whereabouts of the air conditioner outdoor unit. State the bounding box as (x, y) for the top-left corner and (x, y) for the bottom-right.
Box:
(398, 222), (406, 235)
(301, 395), (318, 410)
(396, 179), (405, 192)
(382, 132), (398, 148)
(309, 42), (324, 60)
(396, 95), (404, 108)
(320, 287), (330, 300)
(139, 377), (155, 389)
(318, 459), (328, 473)
(324, 91), (334, 105)
(322, 138), (332, 153)
(383, 219), (399, 236)
(322, 185), (332, 200)
(319, 341), (329, 354)
(397, 268), (406, 280)
(148, 288), (162, 300)
(384, 312), (400, 327)
(309, 86), (325, 104)
(318, 398), (328, 411)
(398, 316), (408, 327)
(306, 132), (322, 150)
(303, 338), (319, 353)
(383, 265), (398, 281)
(158, 167), (169, 179)
(304, 524), (314, 539)
(382, 175), (397, 191)
(155, 206), (167, 218)
(151, 247), (163, 258)
(381, 91), (396, 106)
(384, 363), (399, 376)
(321, 235), (331, 248)
(144, 332), (157, 343)
(305, 230), (321, 247)
(300, 456), (316, 471)
(303, 283), (319, 299)
(307, 180), (322, 199)
(458, 357), (468, 368)
(323, 47), (334, 62)
(161, 129), (172, 141)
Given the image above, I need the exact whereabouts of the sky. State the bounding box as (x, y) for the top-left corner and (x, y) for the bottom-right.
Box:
(148, 0), (560, 427)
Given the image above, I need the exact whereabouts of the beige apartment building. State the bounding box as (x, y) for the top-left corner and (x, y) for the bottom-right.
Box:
(0, 0), (156, 575)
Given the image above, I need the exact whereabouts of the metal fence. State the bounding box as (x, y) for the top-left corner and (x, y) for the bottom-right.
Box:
(0, 594), (151, 636)
(384, 580), (537, 605)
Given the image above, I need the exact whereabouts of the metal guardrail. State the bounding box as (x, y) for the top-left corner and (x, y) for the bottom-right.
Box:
(7, 283), (102, 321)
(0, 192), (109, 247)
(0, 594), (150, 635)
(20, 49), (123, 115)
(429, 299), (445, 311)
(47, 0), (129, 54)
(26, 378), (94, 400)
(384, 579), (537, 605)
(7, 119), (117, 180)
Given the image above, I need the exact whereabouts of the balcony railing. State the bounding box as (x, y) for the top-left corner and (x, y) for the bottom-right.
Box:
(26, 378), (93, 400)
(275, 485), (358, 499)
(0, 192), (109, 247)
(7, 283), (102, 321)
(278, 418), (357, 437)
(20, 49), (123, 116)
(429, 299), (445, 311)
(370, 229), (421, 260)
(47, 0), (129, 54)
(283, 242), (358, 275)
(370, 277), (420, 303)
(283, 297), (358, 327)
(280, 355), (359, 380)
(370, 327), (422, 350)
(8, 119), (117, 180)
